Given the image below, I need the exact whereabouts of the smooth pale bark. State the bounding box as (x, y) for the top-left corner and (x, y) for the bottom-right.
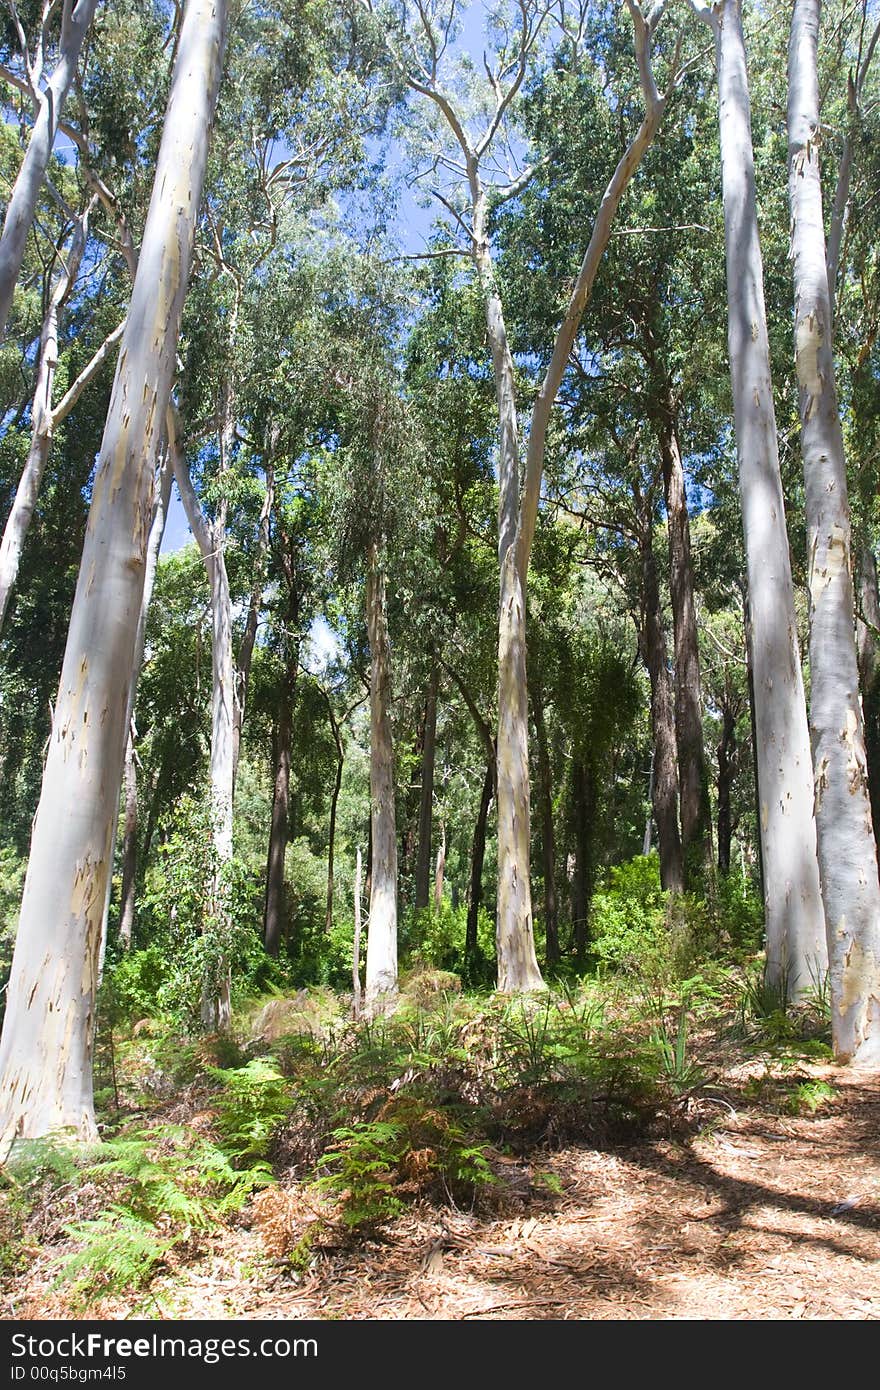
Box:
(789, 0), (880, 1060)
(0, 202), (124, 633)
(118, 730), (138, 951)
(412, 1), (671, 992)
(0, 0), (227, 1148)
(364, 543), (398, 1008)
(856, 545), (880, 859)
(352, 847), (363, 1018)
(656, 408), (713, 884)
(533, 692), (559, 965)
(117, 454), (172, 951)
(170, 422), (235, 1030)
(264, 671), (295, 958)
(170, 423), (234, 867)
(233, 461), (274, 786)
(433, 822), (446, 909)
(697, 0), (826, 996)
(414, 666), (438, 912)
(0, 0), (98, 342)
(640, 536), (684, 893)
(323, 695), (345, 935)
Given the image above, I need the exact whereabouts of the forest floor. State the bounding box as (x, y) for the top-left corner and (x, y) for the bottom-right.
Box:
(9, 1038), (880, 1321)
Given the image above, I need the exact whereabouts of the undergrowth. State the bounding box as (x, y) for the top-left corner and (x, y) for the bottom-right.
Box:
(1, 969), (736, 1304)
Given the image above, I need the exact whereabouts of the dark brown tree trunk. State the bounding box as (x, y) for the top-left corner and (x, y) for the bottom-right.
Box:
(415, 666), (438, 912)
(264, 667), (295, 957)
(640, 537), (684, 892)
(570, 759), (594, 958)
(466, 758), (494, 972)
(533, 694), (559, 965)
(657, 404), (713, 887)
(717, 706), (737, 874)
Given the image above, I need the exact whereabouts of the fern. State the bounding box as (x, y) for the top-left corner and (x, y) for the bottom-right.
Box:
(208, 1058), (293, 1164)
(57, 1209), (176, 1302)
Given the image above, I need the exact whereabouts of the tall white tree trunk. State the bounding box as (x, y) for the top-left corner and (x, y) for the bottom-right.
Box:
(117, 452), (172, 952)
(169, 416), (234, 1031)
(701, 0), (826, 996)
(352, 846), (363, 1019)
(169, 422), (235, 867)
(0, 0), (227, 1150)
(0, 0), (99, 341)
(788, 0), (880, 1061)
(0, 206), (125, 632)
(364, 541), (398, 1009)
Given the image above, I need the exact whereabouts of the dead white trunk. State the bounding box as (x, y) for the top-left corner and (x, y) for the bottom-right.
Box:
(0, 0), (99, 341)
(364, 541), (398, 1009)
(788, 0), (880, 1061)
(697, 0), (826, 996)
(0, 0), (227, 1149)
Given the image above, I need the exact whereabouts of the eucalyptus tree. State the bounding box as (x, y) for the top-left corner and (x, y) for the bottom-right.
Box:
(0, 0), (99, 343)
(787, 0), (880, 1061)
(0, 0), (227, 1147)
(687, 0), (826, 997)
(364, 0), (677, 991)
(0, 198), (125, 632)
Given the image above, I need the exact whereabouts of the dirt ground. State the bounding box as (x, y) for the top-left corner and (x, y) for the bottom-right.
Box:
(13, 1057), (878, 1322)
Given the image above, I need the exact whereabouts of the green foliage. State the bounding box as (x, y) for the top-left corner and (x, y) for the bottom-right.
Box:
(648, 1002), (705, 1098)
(783, 1079), (836, 1116)
(589, 854), (670, 974)
(714, 872), (764, 954)
(59, 1211), (175, 1303)
(52, 1124), (274, 1306)
(104, 945), (169, 1022)
(401, 900), (495, 978)
(315, 1094), (495, 1231)
(208, 1058), (294, 1164)
(737, 966), (831, 1050)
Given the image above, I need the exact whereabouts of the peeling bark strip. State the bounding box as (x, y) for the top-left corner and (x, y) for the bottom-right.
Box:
(0, 0), (99, 343)
(364, 541), (398, 1009)
(0, 0), (228, 1150)
(692, 0), (826, 996)
(788, 0), (880, 1063)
